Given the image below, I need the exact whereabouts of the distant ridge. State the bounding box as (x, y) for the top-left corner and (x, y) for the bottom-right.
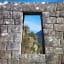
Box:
(36, 30), (42, 43)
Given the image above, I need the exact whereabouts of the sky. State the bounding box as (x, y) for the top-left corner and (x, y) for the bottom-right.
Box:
(0, 0), (63, 2)
(24, 15), (41, 33)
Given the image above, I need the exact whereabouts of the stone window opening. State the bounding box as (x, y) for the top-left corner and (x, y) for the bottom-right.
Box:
(21, 12), (45, 54)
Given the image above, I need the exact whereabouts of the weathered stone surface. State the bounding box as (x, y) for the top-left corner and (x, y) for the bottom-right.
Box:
(57, 18), (64, 23)
(57, 3), (64, 10)
(0, 42), (6, 50)
(1, 25), (7, 33)
(12, 50), (19, 59)
(4, 19), (14, 24)
(44, 36), (60, 47)
(54, 24), (64, 31)
(6, 41), (13, 50)
(43, 24), (53, 29)
(5, 50), (11, 59)
(60, 40), (64, 47)
(8, 25), (21, 33)
(45, 47), (54, 54)
(3, 10), (12, 18)
(0, 50), (5, 58)
(13, 11), (21, 19)
(55, 32), (63, 39)
(57, 11), (64, 17)
(0, 2), (64, 64)
(0, 19), (3, 24)
(43, 29), (55, 36)
(54, 48), (63, 54)
(43, 17), (56, 24)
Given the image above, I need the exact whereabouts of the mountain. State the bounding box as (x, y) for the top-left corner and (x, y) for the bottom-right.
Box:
(36, 31), (42, 43)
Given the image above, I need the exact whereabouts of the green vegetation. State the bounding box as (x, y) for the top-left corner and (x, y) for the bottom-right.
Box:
(21, 26), (42, 54)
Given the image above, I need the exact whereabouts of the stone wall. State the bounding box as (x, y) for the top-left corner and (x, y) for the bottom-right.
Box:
(0, 2), (64, 64)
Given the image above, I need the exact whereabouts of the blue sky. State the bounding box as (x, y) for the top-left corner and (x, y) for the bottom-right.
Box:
(0, 0), (63, 2)
(24, 15), (41, 33)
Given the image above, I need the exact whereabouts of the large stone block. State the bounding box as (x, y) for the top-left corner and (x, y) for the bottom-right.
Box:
(8, 25), (21, 33)
(12, 50), (19, 59)
(8, 33), (14, 41)
(4, 19), (14, 24)
(6, 41), (13, 50)
(0, 42), (6, 50)
(5, 50), (11, 59)
(14, 18), (21, 25)
(43, 29), (55, 36)
(57, 11), (64, 17)
(0, 59), (7, 64)
(54, 24), (64, 31)
(57, 18), (64, 23)
(45, 47), (54, 54)
(12, 41), (21, 50)
(57, 3), (64, 10)
(54, 48), (63, 54)
(3, 10), (12, 18)
(1, 25), (7, 33)
(44, 36), (60, 47)
(0, 50), (5, 58)
(43, 24), (53, 29)
(13, 11), (22, 19)
(13, 33), (21, 42)
(43, 17), (56, 24)
(55, 32), (63, 39)
(0, 19), (3, 24)
(60, 40), (64, 47)
(11, 58), (19, 64)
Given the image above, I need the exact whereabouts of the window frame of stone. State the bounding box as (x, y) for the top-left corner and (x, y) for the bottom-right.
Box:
(22, 12), (45, 54)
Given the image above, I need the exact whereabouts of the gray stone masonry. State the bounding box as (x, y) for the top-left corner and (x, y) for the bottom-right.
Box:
(0, 2), (64, 64)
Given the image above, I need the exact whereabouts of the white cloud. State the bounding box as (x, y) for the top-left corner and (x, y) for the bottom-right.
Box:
(24, 21), (41, 33)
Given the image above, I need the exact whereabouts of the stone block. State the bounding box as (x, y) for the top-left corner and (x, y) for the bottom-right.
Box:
(1, 25), (7, 33)
(45, 3), (57, 12)
(7, 59), (12, 64)
(8, 25), (21, 33)
(57, 11), (64, 17)
(13, 11), (21, 19)
(54, 48), (63, 54)
(55, 32), (63, 39)
(0, 19), (3, 24)
(13, 3), (22, 11)
(12, 50), (19, 59)
(3, 10), (12, 18)
(0, 42), (6, 50)
(0, 36), (8, 42)
(44, 36), (60, 47)
(0, 50), (5, 58)
(57, 3), (64, 10)
(5, 50), (11, 59)
(42, 12), (50, 17)
(57, 18), (64, 23)
(0, 59), (7, 64)
(43, 17), (56, 24)
(43, 24), (53, 29)
(11, 58), (19, 64)
(8, 33), (14, 41)
(54, 24), (64, 31)
(4, 19), (14, 24)
(60, 40), (64, 47)
(45, 47), (54, 54)
(14, 18), (21, 25)
(12, 41), (20, 50)
(43, 29), (55, 36)
(13, 33), (21, 42)
(6, 41), (13, 50)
